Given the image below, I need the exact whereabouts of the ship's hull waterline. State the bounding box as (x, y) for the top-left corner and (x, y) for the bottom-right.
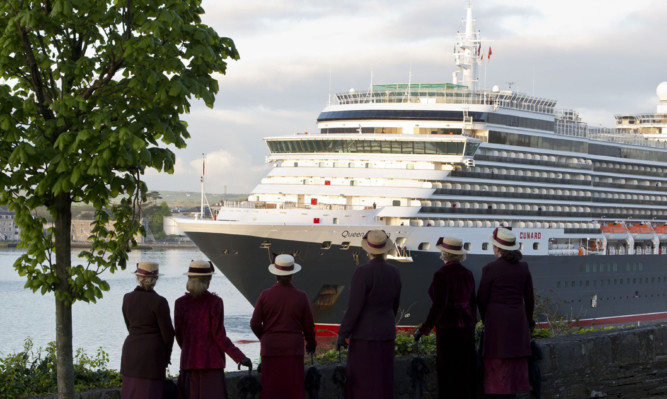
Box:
(185, 229), (667, 331)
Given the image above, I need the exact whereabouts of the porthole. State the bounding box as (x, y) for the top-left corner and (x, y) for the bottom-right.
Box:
(418, 242), (430, 250)
(321, 241), (332, 249)
(532, 243), (539, 250)
(482, 243), (489, 250)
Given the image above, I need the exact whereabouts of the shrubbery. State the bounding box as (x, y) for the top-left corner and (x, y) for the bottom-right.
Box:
(0, 338), (120, 399)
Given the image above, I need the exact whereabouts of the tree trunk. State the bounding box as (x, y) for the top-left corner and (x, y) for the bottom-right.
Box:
(55, 192), (74, 399)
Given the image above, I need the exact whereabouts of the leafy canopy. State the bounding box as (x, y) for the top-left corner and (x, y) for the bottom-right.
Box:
(0, 0), (239, 304)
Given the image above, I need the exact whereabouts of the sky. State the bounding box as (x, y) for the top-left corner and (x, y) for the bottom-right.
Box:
(143, 0), (667, 194)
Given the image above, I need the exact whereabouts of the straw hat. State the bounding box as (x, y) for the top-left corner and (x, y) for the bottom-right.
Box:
(185, 260), (215, 276)
(361, 230), (395, 255)
(489, 227), (520, 250)
(436, 237), (466, 254)
(133, 262), (163, 276)
(268, 254), (302, 276)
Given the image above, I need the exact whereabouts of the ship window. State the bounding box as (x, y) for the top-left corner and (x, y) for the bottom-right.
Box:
(392, 200), (401, 206)
(464, 242), (471, 250)
(571, 280), (575, 287)
(532, 243), (539, 250)
(260, 240), (271, 248)
(556, 281), (560, 288)
(321, 241), (332, 249)
(418, 242), (430, 250)
(341, 241), (350, 250)
(482, 243), (489, 250)
(519, 243), (524, 250)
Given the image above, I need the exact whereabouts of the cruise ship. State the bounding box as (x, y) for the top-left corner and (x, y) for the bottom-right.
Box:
(177, 4), (667, 334)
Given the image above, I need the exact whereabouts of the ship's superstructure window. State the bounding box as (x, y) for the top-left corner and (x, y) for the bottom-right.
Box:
(267, 138), (473, 156)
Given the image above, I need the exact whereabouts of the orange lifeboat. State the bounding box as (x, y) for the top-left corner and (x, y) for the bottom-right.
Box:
(627, 223), (653, 234)
(600, 223), (627, 234)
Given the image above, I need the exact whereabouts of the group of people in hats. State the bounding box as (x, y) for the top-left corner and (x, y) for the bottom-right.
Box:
(411, 226), (535, 399)
(119, 226), (534, 399)
(120, 259), (253, 399)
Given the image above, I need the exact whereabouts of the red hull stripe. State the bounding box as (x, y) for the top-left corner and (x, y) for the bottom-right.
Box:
(314, 312), (667, 337)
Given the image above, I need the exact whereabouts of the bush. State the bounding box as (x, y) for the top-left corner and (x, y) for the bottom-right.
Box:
(312, 329), (437, 365)
(0, 338), (121, 398)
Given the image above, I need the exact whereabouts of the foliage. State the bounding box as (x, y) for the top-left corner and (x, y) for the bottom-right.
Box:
(0, 1), (238, 396)
(0, 0), (239, 305)
(533, 292), (582, 336)
(312, 330), (437, 365)
(0, 338), (121, 399)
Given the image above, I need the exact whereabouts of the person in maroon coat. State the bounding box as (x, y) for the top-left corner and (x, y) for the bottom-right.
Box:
(250, 254), (317, 399)
(121, 262), (175, 399)
(175, 260), (252, 399)
(336, 230), (402, 399)
(478, 227), (535, 399)
(413, 237), (477, 399)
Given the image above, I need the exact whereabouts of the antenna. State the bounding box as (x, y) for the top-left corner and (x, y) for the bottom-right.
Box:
(200, 153), (205, 219)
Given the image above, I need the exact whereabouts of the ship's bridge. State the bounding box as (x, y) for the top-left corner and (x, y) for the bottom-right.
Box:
(264, 134), (481, 162)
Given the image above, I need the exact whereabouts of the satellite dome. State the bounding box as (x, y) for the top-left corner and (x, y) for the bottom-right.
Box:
(492, 85), (500, 92)
(657, 82), (667, 101)
(349, 88), (356, 94)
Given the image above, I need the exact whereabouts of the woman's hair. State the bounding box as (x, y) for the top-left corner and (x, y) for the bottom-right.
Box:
(136, 275), (158, 290)
(186, 275), (212, 298)
(440, 251), (466, 263)
(499, 248), (523, 263)
(368, 252), (387, 260)
(276, 275), (293, 285)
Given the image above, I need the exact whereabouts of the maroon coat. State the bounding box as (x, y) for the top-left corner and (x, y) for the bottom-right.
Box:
(338, 258), (402, 341)
(418, 261), (477, 334)
(121, 287), (174, 379)
(250, 282), (316, 356)
(174, 291), (245, 370)
(477, 258), (535, 358)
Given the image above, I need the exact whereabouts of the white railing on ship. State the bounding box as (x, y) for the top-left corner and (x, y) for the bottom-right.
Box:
(554, 122), (667, 149)
(219, 201), (375, 211)
(335, 89), (556, 114)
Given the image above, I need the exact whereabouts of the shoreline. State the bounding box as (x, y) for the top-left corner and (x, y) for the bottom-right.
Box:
(0, 242), (198, 250)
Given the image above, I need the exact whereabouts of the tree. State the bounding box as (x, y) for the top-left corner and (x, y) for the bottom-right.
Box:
(0, 1), (238, 398)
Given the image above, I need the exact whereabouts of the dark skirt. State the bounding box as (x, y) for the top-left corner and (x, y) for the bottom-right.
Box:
(436, 326), (476, 399)
(483, 357), (530, 394)
(178, 369), (227, 399)
(346, 339), (394, 399)
(260, 355), (305, 399)
(121, 376), (164, 399)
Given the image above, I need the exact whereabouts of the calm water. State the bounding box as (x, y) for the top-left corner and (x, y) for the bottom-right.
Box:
(0, 248), (259, 375)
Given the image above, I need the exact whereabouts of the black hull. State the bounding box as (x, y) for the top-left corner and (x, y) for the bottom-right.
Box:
(186, 231), (667, 327)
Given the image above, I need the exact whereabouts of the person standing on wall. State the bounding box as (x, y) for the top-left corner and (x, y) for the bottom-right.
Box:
(477, 227), (535, 399)
(413, 237), (477, 399)
(250, 254), (317, 398)
(120, 262), (175, 399)
(336, 230), (402, 399)
(175, 260), (252, 399)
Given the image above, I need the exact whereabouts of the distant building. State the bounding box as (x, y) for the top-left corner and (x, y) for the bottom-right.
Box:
(0, 211), (20, 241)
(70, 219), (144, 243)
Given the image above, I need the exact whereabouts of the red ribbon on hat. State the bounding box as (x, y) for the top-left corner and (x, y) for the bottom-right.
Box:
(274, 263), (294, 271)
(135, 268), (159, 276)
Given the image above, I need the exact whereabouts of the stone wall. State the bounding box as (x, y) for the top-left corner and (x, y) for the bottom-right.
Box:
(33, 324), (667, 399)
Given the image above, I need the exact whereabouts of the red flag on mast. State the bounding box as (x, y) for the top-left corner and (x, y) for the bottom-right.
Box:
(488, 46), (492, 60)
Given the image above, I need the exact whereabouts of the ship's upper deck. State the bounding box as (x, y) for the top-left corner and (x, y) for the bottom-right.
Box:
(334, 83), (558, 115)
